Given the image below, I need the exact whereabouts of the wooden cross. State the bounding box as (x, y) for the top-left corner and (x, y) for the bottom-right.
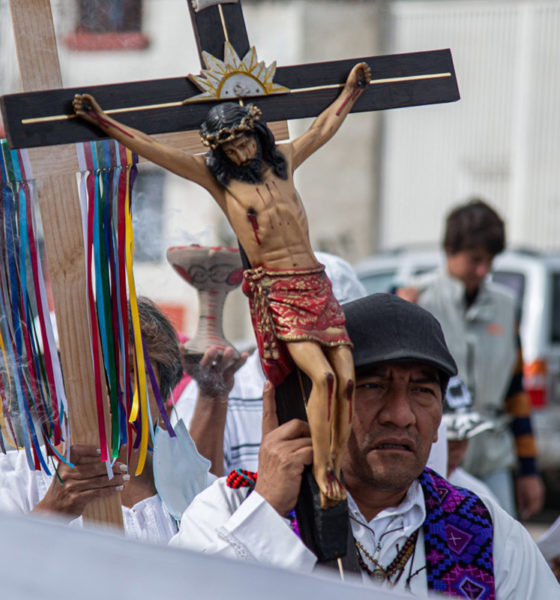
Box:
(1, 0), (459, 551)
(0, 0), (285, 528)
(1, 1), (459, 149)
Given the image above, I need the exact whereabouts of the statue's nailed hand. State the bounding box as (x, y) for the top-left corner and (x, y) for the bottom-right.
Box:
(72, 93), (103, 124)
(348, 62), (372, 91)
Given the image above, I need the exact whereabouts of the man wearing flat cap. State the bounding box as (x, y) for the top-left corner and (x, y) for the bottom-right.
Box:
(171, 294), (557, 598)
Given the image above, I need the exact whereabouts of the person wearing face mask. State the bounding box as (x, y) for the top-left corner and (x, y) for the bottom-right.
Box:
(397, 199), (544, 520)
(0, 297), (210, 544)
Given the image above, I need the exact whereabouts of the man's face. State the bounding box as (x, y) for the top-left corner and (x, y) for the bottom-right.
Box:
(343, 362), (443, 492)
(221, 134), (258, 166)
(446, 247), (494, 294)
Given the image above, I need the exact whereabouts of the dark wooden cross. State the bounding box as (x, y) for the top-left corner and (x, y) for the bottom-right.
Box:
(1, 0), (460, 565)
(1, 1), (459, 149)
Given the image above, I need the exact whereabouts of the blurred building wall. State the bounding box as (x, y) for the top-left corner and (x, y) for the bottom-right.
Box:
(381, 0), (560, 252)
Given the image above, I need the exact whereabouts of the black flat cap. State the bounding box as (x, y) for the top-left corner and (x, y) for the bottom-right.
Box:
(342, 293), (457, 378)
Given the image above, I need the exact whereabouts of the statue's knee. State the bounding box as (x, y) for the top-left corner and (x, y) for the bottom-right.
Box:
(313, 371), (336, 397)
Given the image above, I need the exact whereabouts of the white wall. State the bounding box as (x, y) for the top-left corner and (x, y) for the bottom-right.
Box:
(381, 0), (560, 252)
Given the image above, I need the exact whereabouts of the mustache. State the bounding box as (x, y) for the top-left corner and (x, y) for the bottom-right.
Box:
(225, 144), (263, 184)
(361, 428), (418, 453)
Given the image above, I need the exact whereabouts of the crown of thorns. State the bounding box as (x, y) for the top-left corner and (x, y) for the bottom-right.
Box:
(200, 105), (262, 149)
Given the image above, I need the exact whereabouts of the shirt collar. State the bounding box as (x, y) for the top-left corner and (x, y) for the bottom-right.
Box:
(347, 479), (426, 541)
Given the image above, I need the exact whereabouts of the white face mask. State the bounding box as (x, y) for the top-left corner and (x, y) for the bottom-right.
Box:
(153, 418), (214, 520)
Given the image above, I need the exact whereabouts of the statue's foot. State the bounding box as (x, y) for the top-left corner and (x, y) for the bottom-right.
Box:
(314, 468), (347, 509)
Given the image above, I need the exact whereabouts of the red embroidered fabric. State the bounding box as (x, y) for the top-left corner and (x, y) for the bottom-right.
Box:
(242, 265), (352, 385)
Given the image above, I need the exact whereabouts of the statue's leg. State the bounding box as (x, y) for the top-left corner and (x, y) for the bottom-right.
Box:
(286, 340), (345, 508)
(325, 345), (355, 481)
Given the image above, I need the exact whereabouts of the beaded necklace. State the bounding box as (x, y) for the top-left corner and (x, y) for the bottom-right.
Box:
(355, 529), (419, 585)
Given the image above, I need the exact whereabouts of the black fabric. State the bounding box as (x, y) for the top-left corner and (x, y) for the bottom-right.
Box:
(342, 293), (457, 379)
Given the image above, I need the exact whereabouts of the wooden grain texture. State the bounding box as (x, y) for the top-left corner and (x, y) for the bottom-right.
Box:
(187, 0), (250, 62)
(1, 49), (459, 149)
(8, 0), (123, 527)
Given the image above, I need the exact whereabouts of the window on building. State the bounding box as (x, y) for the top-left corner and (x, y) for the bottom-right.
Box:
(78, 0), (142, 34)
(65, 0), (149, 51)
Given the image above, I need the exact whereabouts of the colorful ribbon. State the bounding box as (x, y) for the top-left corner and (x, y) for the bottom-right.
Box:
(0, 140), (69, 473)
(76, 140), (174, 475)
(1, 137), (174, 477)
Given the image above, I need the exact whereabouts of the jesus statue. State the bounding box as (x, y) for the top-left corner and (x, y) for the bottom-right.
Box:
(73, 61), (371, 508)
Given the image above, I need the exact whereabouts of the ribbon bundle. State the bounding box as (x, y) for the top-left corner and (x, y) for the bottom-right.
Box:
(0, 138), (174, 477)
(77, 140), (174, 476)
(0, 140), (69, 472)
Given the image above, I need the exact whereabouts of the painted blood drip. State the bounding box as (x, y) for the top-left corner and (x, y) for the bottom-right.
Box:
(327, 373), (335, 421)
(266, 183), (281, 225)
(256, 187), (266, 206)
(326, 470), (340, 497)
(91, 111), (134, 139)
(247, 209), (261, 245)
(335, 85), (362, 117)
(347, 380), (354, 423)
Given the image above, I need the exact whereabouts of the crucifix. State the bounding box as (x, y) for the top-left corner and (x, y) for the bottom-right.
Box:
(1, 0), (459, 559)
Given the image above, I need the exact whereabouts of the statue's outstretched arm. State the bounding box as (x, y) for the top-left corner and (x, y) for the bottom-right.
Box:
(72, 94), (216, 191)
(290, 62), (371, 170)
(290, 63), (371, 169)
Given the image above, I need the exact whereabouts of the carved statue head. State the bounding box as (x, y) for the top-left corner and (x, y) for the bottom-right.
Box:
(200, 102), (287, 187)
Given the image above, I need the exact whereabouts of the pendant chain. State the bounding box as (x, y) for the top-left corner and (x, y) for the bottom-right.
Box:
(355, 529), (419, 585)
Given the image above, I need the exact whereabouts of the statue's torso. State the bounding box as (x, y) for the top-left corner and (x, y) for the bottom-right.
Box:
(219, 161), (316, 270)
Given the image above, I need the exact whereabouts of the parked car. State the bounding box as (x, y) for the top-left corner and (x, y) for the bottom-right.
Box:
(354, 247), (560, 473)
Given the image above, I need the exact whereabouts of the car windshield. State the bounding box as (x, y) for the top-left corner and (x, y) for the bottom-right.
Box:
(360, 270), (397, 294)
(551, 273), (560, 343)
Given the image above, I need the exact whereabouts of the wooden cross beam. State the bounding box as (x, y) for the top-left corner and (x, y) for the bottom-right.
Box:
(0, 3), (459, 149)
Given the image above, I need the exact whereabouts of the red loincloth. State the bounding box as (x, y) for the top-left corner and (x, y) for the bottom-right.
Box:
(242, 265), (352, 386)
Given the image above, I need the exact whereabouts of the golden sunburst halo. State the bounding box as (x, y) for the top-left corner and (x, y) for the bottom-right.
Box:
(184, 42), (290, 104)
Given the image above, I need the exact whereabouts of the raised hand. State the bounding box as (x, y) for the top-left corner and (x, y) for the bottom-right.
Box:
(346, 62), (372, 91)
(188, 345), (248, 398)
(254, 381), (313, 516)
(72, 93), (104, 125)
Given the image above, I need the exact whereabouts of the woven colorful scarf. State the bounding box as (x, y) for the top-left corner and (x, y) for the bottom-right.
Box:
(226, 469), (300, 537)
(420, 468), (495, 599)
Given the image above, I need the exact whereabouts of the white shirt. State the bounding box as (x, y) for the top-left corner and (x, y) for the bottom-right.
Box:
(449, 467), (500, 505)
(0, 449), (177, 544)
(170, 477), (560, 599)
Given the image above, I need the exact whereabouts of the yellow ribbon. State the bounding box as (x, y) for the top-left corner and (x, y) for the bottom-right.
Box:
(123, 149), (149, 475)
